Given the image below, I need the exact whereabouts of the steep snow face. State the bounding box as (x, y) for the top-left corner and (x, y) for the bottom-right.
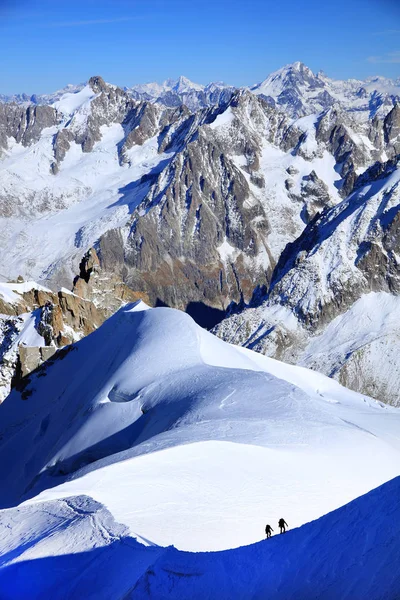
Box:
(52, 85), (97, 115)
(122, 476), (400, 599)
(0, 495), (157, 600)
(1, 303), (400, 553)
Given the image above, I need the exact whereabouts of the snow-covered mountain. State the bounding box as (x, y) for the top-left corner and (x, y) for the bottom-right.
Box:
(214, 153), (400, 405)
(0, 64), (400, 404)
(3, 63), (400, 117)
(252, 61), (400, 118)
(1, 75), (234, 112)
(1, 61), (400, 599)
(0, 303), (399, 597)
(1, 304), (400, 533)
(129, 75), (204, 97)
(127, 76), (236, 111)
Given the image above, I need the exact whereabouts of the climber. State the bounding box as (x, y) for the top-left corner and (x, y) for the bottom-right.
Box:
(278, 518), (288, 533)
(265, 524), (274, 538)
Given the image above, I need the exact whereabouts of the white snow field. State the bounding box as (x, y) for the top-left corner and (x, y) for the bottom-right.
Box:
(0, 302), (400, 597)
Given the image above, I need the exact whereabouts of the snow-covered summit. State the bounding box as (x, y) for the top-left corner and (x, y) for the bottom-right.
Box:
(131, 75), (204, 96)
(252, 61), (400, 117)
(1, 303), (400, 553)
(171, 75), (205, 93)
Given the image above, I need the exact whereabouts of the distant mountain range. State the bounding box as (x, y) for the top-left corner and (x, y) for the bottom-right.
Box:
(2, 62), (400, 115)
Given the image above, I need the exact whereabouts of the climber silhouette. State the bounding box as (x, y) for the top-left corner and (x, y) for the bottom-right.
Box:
(278, 518), (288, 534)
(265, 524), (273, 538)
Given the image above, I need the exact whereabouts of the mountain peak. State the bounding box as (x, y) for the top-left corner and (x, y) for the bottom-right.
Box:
(171, 75), (204, 93)
(88, 75), (108, 94)
(292, 60), (306, 71)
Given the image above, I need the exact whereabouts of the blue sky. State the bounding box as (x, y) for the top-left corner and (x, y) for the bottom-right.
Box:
(0, 0), (399, 94)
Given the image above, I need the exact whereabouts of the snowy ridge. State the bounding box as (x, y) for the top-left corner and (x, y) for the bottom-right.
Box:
(3, 478), (399, 600)
(0, 281), (51, 305)
(0, 363), (399, 598)
(1, 477), (400, 598)
(0, 303), (400, 556)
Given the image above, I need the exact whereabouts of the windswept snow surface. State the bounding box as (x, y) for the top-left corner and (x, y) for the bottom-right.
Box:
(0, 477), (400, 599)
(0, 302), (400, 557)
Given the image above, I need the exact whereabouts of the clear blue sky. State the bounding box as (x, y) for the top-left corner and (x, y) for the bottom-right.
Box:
(0, 0), (399, 94)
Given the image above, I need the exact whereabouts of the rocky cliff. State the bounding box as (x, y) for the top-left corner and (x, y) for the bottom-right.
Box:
(0, 250), (146, 402)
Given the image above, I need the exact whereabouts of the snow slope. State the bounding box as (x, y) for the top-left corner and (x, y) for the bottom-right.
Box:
(0, 302), (400, 554)
(0, 476), (399, 599)
(300, 292), (400, 406)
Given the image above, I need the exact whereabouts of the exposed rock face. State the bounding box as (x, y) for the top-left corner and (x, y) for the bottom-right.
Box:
(289, 170), (334, 223)
(52, 129), (75, 173)
(0, 103), (58, 154)
(384, 104), (400, 155)
(99, 128), (270, 309)
(73, 247), (149, 315)
(95, 87), (398, 312)
(214, 156), (400, 405)
(0, 69), (397, 309)
(18, 345), (57, 379)
(267, 157), (400, 328)
(0, 253), (147, 401)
